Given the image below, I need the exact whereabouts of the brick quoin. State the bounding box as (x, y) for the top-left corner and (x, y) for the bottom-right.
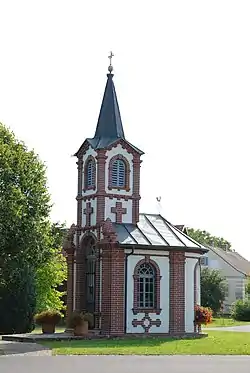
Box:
(169, 251), (185, 334)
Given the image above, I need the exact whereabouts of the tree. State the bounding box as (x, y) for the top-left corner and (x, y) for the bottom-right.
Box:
(35, 223), (67, 313)
(0, 123), (53, 270)
(187, 227), (232, 251)
(0, 123), (54, 332)
(0, 260), (36, 334)
(201, 267), (227, 314)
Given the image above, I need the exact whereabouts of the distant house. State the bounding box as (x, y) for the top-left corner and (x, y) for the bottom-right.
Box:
(200, 247), (250, 313)
(175, 225), (250, 313)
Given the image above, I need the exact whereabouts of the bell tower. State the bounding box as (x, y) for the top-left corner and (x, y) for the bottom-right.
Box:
(74, 53), (144, 238)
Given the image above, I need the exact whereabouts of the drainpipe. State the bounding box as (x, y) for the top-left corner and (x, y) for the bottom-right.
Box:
(124, 246), (134, 334)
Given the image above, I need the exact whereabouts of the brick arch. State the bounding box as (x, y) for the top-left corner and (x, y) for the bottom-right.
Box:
(83, 155), (96, 192)
(108, 154), (130, 191)
(132, 256), (162, 315)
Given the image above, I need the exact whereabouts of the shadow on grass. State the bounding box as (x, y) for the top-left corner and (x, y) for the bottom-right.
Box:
(42, 336), (204, 351)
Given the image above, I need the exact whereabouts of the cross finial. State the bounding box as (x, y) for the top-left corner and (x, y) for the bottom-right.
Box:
(108, 51), (114, 73)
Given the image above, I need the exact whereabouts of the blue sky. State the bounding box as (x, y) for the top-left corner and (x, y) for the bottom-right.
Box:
(1, 1), (250, 257)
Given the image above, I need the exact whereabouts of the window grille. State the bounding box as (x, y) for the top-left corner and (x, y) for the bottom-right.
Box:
(137, 263), (156, 309)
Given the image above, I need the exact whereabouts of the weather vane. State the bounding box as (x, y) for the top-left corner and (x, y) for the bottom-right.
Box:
(108, 51), (114, 73)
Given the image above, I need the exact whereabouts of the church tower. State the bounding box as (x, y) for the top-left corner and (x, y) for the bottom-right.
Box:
(74, 54), (143, 236)
(71, 53), (144, 329)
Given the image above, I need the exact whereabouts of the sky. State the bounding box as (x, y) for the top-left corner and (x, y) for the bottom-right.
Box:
(0, 1), (250, 258)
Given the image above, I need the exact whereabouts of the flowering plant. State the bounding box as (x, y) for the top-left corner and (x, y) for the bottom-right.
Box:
(194, 305), (213, 325)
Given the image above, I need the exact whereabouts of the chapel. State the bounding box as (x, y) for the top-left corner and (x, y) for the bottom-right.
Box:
(63, 54), (207, 336)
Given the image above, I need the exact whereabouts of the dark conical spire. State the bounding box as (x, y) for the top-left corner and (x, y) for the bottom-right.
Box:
(93, 72), (125, 140)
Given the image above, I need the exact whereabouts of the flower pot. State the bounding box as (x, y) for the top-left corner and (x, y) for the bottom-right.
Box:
(74, 321), (88, 336)
(42, 323), (55, 334)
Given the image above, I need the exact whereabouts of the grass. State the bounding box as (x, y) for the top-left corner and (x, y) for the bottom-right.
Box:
(42, 331), (250, 355)
(203, 317), (250, 328)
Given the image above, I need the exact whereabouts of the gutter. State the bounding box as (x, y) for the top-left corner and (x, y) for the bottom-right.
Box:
(124, 246), (134, 334)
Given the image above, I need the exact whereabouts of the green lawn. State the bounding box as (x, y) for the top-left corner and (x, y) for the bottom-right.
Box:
(42, 331), (250, 355)
(203, 317), (250, 328)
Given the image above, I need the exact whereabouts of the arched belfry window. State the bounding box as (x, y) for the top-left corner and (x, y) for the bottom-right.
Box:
(133, 258), (161, 315)
(84, 156), (96, 190)
(108, 154), (130, 191)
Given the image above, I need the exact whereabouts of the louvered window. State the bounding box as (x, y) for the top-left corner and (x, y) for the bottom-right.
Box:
(86, 160), (95, 187)
(111, 159), (125, 187)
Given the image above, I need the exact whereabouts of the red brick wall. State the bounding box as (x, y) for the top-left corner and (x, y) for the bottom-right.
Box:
(101, 242), (125, 335)
(169, 251), (185, 334)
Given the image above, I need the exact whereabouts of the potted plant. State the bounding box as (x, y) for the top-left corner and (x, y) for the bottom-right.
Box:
(34, 310), (62, 334)
(68, 311), (94, 336)
(194, 305), (213, 332)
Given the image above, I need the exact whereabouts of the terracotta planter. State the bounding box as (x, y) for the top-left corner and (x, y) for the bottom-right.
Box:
(42, 323), (55, 334)
(74, 321), (88, 336)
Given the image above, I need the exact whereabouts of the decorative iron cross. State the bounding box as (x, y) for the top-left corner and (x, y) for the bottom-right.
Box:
(132, 313), (161, 333)
(111, 202), (127, 223)
(84, 202), (93, 227)
(108, 51), (114, 66)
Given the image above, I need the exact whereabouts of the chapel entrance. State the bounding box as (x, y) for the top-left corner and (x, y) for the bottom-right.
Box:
(84, 236), (96, 314)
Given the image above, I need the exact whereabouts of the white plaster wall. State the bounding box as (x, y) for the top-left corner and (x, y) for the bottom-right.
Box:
(201, 249), (246, 312)
(82, 147), (97, 197)
(81, 199), (97, 227)
(185, 257), (199, 333)
(105, 198), (132, 223)
(105, 144), (133, 195)
(126, 255), (169, 334)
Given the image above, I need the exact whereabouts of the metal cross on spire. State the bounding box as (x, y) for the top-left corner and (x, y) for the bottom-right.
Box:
(108, 51), (114, 73)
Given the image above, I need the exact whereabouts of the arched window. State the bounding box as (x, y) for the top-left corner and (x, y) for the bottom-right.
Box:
(133, 258), (161, 315)
(84, 157), (96, 190)
(137, 263), (156, 308)
(108, 155), (130, 190)
(112, 159), (125, 187)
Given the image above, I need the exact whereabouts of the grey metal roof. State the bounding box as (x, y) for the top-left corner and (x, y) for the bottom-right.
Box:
(208, 246), (250, 276)
(114, 213), (207, 250)
(74, 72), (144, 156)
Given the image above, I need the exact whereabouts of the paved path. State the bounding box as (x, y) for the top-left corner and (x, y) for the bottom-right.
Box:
(0, 340), (51, 356)
(1, 355), (250, 373)
(207, 325), (250, 332)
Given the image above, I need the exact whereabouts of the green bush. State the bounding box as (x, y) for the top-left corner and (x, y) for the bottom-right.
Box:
(231, 299), (250, 321)
(0, 263), (36, 334)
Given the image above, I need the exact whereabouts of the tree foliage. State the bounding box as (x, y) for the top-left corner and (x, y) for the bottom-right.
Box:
(0, 123), (52, 270)
(0, 123), (67, 325)
(0, 260), (36, 334)
(201, 267), (227, 314)
(187, 227), (232, 251)
(35, 223), (67, 313)
(231, 299), (250, 321)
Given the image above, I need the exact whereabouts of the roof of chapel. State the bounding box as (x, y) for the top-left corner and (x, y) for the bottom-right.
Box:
(113, 213), (208, 252)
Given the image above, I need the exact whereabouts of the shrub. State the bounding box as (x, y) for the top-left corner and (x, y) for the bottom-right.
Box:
(231, 299), (250, 321)
(194, 305), (213, 325)
(67, 311), (94, 329)
(34, 310), (62, 325)
(0, 263), (36, 334)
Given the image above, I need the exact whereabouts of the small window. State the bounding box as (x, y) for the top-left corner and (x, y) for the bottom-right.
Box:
(200, 256), (208, 266)
(86, 160), (95, 188)
(112, 159), (125, 187)
(137, 263), (156, 309)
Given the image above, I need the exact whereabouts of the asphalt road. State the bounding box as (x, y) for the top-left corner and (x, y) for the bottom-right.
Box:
(1, 355), (250, 373)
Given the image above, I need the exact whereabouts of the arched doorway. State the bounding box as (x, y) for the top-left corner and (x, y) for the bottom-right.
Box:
(85, 236), (97, 314)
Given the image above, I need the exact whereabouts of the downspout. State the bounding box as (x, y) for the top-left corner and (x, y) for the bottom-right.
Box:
(124, 246), (134, 334)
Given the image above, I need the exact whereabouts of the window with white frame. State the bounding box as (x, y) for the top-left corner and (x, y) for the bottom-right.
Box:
(111, 159), (125, 187)
(137, 263), (156, 308)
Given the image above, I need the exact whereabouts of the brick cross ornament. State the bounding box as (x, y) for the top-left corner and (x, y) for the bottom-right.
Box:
(111, 202), (127, 223)
(84, 202), (93, 227)
(132, 313), (161, 333)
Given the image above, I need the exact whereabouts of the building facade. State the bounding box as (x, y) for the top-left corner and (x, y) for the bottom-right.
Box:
(63, 59), (207, 336)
